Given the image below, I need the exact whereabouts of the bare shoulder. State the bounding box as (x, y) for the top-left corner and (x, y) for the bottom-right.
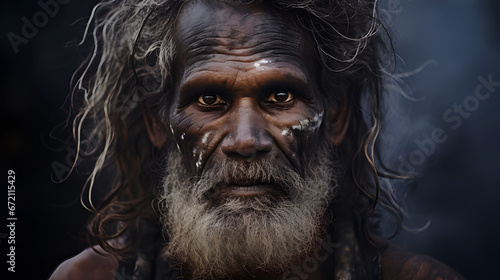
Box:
(381, 243), (465, 280)
(49, 246), (118, 280)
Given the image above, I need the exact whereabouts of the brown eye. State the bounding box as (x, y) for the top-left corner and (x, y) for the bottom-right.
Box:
(267, 91), (294, 103)
(198, 94), (226, 106)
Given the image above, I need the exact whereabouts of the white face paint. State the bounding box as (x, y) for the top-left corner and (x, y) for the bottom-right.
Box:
(170, 124), (182, 152)
(253, 59), (270, 69)
(281, 128), (291, 136)
(194, 132), (212, 171)
(291, 112), (324, 132)
(281, 112), (324, 137)
(201, 132), (212, 145)
(195, 150), (203, 169)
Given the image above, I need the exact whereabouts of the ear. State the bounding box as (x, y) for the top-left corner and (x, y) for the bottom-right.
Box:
(141, 100), (168, 148)
(326, 95), (351, 146)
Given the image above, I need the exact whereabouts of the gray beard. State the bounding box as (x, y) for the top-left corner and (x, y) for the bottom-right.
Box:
(159, 144), (338, 279)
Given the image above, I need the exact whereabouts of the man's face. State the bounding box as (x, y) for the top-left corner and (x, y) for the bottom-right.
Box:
(159, 2), (340, 279)
(170, 2), (325, 178)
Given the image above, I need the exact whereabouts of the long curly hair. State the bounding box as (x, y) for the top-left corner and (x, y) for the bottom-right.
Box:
(70, 0), (404, 258)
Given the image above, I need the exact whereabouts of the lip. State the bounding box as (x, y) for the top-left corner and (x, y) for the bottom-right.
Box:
(218, 183), (277, 197)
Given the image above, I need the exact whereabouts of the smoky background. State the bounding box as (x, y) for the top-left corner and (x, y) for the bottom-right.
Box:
(377, 1), (500, 280)
(0, 0), (498, 279)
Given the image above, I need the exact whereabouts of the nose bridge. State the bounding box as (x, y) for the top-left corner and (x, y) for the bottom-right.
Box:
(222, 99), (272, 158)
(234, 100), (257, 135)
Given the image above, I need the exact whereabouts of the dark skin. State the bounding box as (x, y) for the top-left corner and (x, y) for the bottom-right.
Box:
(163, 2), (345, 197)
(51, 2), (465, 280)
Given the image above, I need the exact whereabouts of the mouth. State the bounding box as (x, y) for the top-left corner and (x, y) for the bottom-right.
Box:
(220, 184), (276, 197)
(213, 180), (285, 198)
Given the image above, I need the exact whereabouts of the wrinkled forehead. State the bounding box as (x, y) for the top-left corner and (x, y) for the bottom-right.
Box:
(177, 1), (298, 39)
(174, 1), (316, 75)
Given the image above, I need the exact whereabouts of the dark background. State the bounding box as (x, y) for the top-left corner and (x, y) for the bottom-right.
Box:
(1, 0), (499, 279)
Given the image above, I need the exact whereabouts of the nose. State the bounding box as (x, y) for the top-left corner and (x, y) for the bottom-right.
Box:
(221, 103), (273, 160)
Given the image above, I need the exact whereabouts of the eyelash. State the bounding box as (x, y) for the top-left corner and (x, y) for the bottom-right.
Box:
(198, 94), (226, 106)
(197, 90), (295, 104)
(264, 91), (294, 103)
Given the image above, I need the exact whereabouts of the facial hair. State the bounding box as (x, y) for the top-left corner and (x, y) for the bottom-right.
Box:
(159, 144), (338, 279)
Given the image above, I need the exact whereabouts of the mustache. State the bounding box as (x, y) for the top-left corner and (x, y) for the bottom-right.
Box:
(191, 158), (303, 201)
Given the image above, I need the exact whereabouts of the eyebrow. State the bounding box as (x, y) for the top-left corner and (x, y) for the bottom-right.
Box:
(178, 67), (310, 102)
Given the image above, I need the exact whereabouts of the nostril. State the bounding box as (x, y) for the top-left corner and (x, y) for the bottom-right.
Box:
(224, 149), (272, 162)
(221, 137), (272, 159)
(225, 150), (257, 159)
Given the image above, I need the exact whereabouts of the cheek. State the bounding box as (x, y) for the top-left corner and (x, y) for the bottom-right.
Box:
(170, 108), (222, 174)
(171, 102), (324, 174)
(266, 104), (324, 171)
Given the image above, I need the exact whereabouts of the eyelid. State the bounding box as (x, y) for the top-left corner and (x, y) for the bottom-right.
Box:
(260, 79), (311, 101)
(177, 81), (229, 108)
(198, 94), (227, 106)
(265, 91), (295, 103)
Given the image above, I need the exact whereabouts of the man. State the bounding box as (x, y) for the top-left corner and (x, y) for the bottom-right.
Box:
(51, 0), (464, 279)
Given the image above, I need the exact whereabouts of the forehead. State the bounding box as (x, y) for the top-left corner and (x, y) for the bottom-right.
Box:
(174, 1), (316, 79)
